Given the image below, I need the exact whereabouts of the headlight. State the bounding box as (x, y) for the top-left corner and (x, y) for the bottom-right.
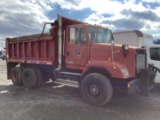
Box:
(121, 68), (129, 76)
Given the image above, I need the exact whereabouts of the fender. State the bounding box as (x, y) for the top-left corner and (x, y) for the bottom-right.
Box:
(82, 60), (133, 79)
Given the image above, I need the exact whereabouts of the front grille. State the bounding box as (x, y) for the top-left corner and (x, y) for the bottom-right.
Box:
(136, 50), (146, 73)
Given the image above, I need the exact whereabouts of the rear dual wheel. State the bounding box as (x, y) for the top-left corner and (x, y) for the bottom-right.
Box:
(33, 67), (42, 88)
(11, 67), (23, 85)
(22, 68), (42, 89)
(22, 68), (37, 89)
(11, 67), (42, 89)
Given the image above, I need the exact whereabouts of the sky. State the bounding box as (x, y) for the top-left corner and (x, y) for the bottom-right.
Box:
(0, 0), (160, 40)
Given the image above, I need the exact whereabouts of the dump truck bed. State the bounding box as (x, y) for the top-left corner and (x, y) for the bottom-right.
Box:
(6, 15), (88, 65)
(6, 33), (57, 65)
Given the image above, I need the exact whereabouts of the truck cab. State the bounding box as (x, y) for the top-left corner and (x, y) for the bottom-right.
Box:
(64, 24), (112, 69)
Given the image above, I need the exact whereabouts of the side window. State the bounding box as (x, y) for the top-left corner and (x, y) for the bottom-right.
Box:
(88, 32), (95, 43)
(69, 28), (76, 44)
(69, 27), (86, 44)
(150, 48), (160, 61)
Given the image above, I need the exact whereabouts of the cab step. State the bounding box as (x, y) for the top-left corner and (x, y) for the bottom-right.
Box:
(56, 71), (82, 81)
(58, 71), (81, 76)
(54, 79), (79, 88)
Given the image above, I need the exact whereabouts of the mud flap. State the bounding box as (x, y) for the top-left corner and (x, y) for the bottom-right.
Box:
(140, 68), (156, 96)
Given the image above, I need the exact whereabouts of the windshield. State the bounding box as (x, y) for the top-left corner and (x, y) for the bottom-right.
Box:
(88, 26), (112, 43)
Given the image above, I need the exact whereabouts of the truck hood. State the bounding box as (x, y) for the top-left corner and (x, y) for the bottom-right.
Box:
(91, 43), (141, 51)
(90, 43), (145, 78)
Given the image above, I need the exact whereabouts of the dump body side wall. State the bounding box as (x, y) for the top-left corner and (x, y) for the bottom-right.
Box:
(6, 36), (58, 65)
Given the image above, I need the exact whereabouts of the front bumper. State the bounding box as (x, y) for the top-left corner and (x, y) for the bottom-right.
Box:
(127, 79), (139, 94)
(127, 68), (156, 96)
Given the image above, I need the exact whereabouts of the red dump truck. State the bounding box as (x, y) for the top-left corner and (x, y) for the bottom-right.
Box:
(6, 15), (156, 106)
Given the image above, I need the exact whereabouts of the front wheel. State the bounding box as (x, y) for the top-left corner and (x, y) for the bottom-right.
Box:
(81, 73), (113, 106)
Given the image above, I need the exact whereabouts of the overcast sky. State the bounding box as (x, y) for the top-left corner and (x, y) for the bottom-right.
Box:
(0, 0), (160, 40)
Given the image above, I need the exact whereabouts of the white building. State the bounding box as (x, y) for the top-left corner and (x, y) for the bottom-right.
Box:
(0, 41), (5, 52)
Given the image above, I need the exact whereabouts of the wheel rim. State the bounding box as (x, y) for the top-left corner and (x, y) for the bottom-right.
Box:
(88, 84), (100, 97)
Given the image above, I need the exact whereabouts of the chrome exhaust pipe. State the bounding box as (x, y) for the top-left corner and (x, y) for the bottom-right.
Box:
(54, 14), (62, 80)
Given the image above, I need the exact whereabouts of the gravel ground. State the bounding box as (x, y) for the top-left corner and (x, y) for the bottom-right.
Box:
(1, 60), (160, 120)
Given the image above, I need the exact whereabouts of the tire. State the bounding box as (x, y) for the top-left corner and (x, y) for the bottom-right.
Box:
(81, 73), (113, 106)
(11, 67), (23, 85)
(33, 67), (42, 88)
(22, 68), (37, 89)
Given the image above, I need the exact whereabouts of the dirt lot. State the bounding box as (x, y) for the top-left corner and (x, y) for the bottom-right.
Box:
(1, 60), (160, 120)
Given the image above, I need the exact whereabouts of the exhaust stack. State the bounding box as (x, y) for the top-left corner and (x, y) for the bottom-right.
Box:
(58, 14), (62, 67)
(54, 14), (62, 80)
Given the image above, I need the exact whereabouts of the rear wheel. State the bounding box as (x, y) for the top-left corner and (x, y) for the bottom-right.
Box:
(11, 67), (23, 85)
(81, 73), (113, 106)
(33, 67), (42, 87)
(22, 68), (37, 89)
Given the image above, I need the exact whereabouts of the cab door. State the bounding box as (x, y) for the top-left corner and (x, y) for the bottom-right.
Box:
(65, 26), (89, 69)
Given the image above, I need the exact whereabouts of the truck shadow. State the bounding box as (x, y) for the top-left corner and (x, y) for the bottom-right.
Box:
(1, 82), (160, 110)
(0, 82), (82, 98)
(155, 83), (160, 95)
